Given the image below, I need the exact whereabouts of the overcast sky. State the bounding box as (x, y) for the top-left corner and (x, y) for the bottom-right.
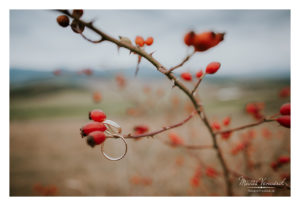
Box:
(10, 10), (290, 76)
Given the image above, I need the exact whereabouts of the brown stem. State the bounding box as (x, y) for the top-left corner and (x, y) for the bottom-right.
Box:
(191, 73), (206, 95)
(58, 10), (233, 195)
(215, 118), (275, 135)
(124, 111), (196, 139)
(79, 33), (103, 43)
(160, 139), (214, 150)
(167, 51), (196, 74)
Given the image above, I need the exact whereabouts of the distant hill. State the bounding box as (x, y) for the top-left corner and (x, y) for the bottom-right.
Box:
(10, 66), (290, 87)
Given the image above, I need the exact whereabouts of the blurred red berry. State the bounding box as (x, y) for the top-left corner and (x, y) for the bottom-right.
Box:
(115, 74), (126, 89)
(221, 131), (232, 140)
(190, 176), (200, 187)
(205, 167), (218, 178)
(53, 69), (62, 76)
(86, 131), (106, 147)
(206, 62), (221, 74)
(195, 70), (203, 78)
(278, 156), (290, 164)
(276, 115), (290, 128)
(193, 31), (225, 52)
(270, 161), (278, 171)
(93, 92), (102, 103)
(280, 103), (290, 115)
(80, 122), (106, 137)
(261, 127), (272, 139)
(222, 116), (231, 126)
(168, 132), (184, 146)
(82, 68), (93, 76)
(145, 37), (154, 46)
(231, 142), (246, 155)
(181, 72), (193, 81)
(134, 125), (149, 134)
(245, 102), (264, 120)
(279, 87), (290, 98)
(89, 109), (106, 122)
(211, 121), (221, 131)
(135, 36), (145, 47)
(184, 31), (195, 46)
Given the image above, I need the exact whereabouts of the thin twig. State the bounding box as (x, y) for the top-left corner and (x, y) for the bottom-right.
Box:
(215, 118), (276, 135)
(167, 51), (196, 74)
(80, 33), (103, 43)
(162, 140), (214, 150)
(191, 73), (206, 96)
(124, 111), (197, 139)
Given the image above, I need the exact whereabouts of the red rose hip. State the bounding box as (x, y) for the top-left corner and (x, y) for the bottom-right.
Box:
(195, 70), (203, 78)
(145, 37), (154, 46)
(89, 109), (106, 122)
(206, 62), (221, 74)
(135, 36), (144, 47)
(181, 72), (192, 81)
(184, 31), (195, 46)
(86, 131), (106, 147)
(80, 122), (106, 137)
(280, 103), (290, 115)
(276, 115), (290, 128)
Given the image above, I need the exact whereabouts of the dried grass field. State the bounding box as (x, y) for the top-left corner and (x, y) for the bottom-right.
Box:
(10, 78), (290, 196)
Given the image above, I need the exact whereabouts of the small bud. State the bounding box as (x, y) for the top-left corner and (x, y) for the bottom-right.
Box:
(72, 9), (84, 18)
(56, 15), (69, 28)
(71, 19), (85, 33)
(195, 70), (203, 78)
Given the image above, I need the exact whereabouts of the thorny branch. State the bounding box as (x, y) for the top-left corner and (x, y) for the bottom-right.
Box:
(57, 9), (281, 195)
(167, 51), (196, 74)
(191, 73), (206, 96)
(215, 118), (276, 135)
(124, 111), (197, 139)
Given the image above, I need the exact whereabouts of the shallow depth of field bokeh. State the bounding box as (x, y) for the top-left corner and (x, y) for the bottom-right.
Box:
(10, 10), (290, 196)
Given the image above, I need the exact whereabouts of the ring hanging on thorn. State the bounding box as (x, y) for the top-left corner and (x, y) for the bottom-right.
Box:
(101, 134), (127, 161)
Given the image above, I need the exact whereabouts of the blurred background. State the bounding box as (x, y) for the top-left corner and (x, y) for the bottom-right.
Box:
(10, 10), (290, 196)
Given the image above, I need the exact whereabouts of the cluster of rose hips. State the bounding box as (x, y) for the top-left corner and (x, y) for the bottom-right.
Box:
(184, 30), (225, 52)
(135, 36), (154, 47)
(277, 103), (290, 128)
(80, 109), (108, 147)
(211, 116), (232, 140)
(245, 102), (265, 120)
(180, 62), (221, 82)
(57, 10), (85, 33)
